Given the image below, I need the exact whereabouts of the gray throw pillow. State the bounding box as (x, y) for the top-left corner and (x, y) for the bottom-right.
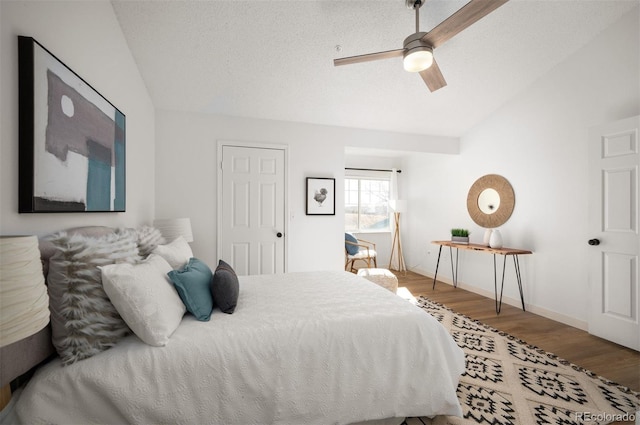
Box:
(46, 229), (140, 365)
(211, 260), (239, 314)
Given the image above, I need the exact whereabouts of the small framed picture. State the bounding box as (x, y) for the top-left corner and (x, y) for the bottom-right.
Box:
(306, 177), (335, 215)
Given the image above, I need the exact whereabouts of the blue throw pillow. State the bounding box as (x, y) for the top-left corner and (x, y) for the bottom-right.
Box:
(211, 260), (239, 314)
(167, 257), (214, 321)
(345, 233), (359, 255)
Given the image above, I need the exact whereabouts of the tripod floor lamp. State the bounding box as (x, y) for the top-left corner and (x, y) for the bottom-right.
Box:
(388, 200), (407, 274)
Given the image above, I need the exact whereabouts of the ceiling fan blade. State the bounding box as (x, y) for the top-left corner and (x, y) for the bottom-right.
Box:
(422, 0), (509, 48)
(333, 49), (404, 67)
(419, 59), (447, 92)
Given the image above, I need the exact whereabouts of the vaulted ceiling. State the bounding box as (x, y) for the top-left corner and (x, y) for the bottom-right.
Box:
(112, 0), (638, 137)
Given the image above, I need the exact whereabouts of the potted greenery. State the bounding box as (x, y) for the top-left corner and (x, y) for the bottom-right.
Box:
(451, 228), (470, 244)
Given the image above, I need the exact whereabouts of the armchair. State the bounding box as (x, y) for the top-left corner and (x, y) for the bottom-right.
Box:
(345, 233), (378, 273)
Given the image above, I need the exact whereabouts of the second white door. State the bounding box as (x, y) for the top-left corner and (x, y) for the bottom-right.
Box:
(219, 145), (286, 276)
(588, 115), (639, 351)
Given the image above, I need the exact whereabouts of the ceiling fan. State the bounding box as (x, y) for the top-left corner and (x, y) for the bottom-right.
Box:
(333, 0), (509, 92)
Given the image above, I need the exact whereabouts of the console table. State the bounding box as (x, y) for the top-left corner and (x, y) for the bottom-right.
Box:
(431, 241), (532, 314)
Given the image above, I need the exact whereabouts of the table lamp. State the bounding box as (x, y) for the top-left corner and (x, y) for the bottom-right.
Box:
(0, 235), (49, 348)
(153, 218), (194, 243)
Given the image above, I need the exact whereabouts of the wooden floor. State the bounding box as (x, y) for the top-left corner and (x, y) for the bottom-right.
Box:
(395, 271), (640, 392)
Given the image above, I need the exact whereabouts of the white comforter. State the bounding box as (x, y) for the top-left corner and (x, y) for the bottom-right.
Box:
(16, 271), (464, 425)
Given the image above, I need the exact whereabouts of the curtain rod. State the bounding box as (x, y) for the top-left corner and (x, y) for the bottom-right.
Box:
(345, 167), (402, 173)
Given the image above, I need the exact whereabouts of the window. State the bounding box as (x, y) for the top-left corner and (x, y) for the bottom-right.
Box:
(345, 176), (390, 232)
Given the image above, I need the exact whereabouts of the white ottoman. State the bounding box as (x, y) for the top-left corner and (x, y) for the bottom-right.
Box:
(357, 268), (398, 293)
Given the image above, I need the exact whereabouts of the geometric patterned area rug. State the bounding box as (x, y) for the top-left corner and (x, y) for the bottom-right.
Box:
(404, 296), (640, 425)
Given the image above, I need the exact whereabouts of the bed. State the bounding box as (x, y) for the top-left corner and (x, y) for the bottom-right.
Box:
(4, 226), (465, 425)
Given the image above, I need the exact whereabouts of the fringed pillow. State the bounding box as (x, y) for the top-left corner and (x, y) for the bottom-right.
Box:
(136, 225), (166, 258)
(46, 229), (140, 365)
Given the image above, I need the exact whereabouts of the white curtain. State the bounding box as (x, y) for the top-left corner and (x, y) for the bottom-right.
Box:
(389, 168), (399, 265)
(388, 169), (405, 271)
(389, 168), (399, 203)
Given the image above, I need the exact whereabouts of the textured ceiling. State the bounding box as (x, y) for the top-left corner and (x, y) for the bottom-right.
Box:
(112, 0), (638, 137)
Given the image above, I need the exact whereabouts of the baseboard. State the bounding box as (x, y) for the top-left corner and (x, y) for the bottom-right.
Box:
(410, 267), (588, 331)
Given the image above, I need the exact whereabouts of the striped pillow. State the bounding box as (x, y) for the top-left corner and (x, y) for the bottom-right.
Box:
(46, 229), (140, 365)
(136, 225), (166, 258)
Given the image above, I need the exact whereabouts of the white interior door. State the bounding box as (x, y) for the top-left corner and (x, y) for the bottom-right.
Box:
(219, 144), (286, 276)
(588, 115), (639, 351)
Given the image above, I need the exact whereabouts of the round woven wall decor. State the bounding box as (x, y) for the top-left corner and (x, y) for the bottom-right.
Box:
(466, 174), (515, 228)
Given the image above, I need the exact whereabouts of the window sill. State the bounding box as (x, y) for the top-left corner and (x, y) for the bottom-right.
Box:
(347, 230), (391, 235)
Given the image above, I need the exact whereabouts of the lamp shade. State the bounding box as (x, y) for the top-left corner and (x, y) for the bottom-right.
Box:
(389, 200), (408, 213)
(154, 218), (194, 243)
(0, 235), (49, 348)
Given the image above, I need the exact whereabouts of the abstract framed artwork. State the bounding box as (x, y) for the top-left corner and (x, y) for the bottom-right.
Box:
(306, 177), (335, 215)
(18, 36), (126, 213)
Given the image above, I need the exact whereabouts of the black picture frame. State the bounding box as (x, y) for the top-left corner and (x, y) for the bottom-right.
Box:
(18, 36), (126, 213)
(306, 177), (335, 215)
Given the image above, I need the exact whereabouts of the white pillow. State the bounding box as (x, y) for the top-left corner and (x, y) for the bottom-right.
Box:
(152, 236), (193, 269)
(100, 254), (186, 346)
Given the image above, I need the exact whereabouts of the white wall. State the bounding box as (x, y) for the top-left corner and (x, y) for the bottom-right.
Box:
(154, 111), (458, 270)
(403, 9), (640, 328)
(0, 1), (156, 236)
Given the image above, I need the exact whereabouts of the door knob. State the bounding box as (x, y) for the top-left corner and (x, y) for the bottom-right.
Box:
(588, 238), (600, 246)
(276, 232), (283, 238)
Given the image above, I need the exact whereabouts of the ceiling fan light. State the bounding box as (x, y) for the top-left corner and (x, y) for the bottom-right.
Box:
(403, 46), (433, 72)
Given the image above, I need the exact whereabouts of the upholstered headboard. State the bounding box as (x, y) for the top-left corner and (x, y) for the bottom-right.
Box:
(0, 226), (115, 388)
